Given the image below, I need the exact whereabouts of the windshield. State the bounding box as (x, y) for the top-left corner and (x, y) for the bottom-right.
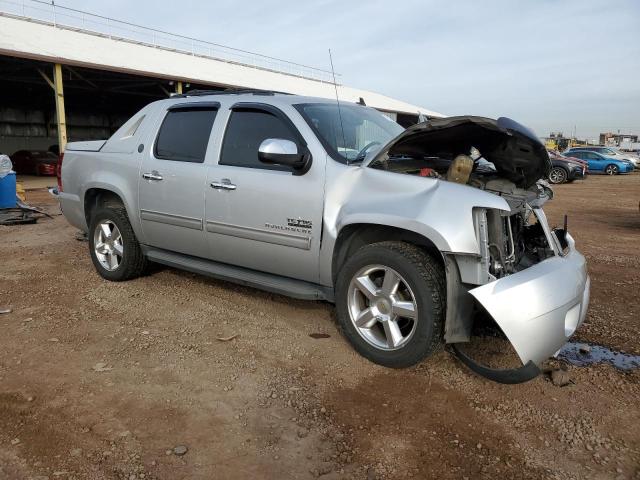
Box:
(294, 103), (404, 163)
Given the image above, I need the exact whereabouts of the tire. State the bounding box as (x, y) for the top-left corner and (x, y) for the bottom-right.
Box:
(335, 241), (445, 368)
(605, 164), (619, 175)
(88, 206), (147, 281)
(548, 167), (568, 184)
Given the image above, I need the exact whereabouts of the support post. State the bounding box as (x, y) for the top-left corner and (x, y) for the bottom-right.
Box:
(53, 63), (67, 152)
(176, 81), (183, 94)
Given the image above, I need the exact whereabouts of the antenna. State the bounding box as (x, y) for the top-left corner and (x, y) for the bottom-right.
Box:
(329, 49), (347, 164)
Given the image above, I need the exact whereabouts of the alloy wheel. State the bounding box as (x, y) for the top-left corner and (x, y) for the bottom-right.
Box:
(347, 264), (418, 351)
(93, 220), (123, 271)
(605, 165), (618, 175)
(549, 167), (567, 184)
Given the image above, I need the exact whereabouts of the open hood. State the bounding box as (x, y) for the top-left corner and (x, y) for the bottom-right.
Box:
(366, 116), (551, 188)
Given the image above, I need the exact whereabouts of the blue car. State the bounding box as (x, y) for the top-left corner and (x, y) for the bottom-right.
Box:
(564, 150), (634, 175)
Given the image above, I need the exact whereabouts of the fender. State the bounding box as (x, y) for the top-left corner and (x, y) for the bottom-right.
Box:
(318, 163), (510, 285)
(81, 170), (144, 242)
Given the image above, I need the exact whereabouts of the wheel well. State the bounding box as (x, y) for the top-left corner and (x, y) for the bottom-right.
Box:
(84, 188), (125, 226)
(332, 224), (443, 284)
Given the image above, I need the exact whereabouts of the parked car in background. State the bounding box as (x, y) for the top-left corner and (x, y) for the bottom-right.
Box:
(10, 150), (58, 175)
(555, 151), (588, 170)
(566, 150), (634, 175)
(546, 150), (586, 184)
(565, 146), (639, 168)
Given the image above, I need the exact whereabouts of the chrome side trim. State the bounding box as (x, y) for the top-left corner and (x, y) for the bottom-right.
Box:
(140, 209), (203, 231)
(206, 220), (311, 250)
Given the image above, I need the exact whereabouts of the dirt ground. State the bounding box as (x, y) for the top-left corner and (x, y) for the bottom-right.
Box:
(1, 174), (639, 480)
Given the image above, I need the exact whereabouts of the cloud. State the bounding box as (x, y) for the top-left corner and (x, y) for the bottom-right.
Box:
(59, 0), (640, 138)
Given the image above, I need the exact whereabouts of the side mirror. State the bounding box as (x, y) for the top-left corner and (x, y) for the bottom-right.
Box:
(258, 138), (309, 173)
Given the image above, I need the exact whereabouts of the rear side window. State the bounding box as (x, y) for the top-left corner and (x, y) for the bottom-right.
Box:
(155, 108), (217, 163)
(220, 109), (298, 170)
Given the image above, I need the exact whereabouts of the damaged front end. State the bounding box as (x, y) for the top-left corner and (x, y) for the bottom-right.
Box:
(463, 201), (589, 382)
(367, 116), (590, 383)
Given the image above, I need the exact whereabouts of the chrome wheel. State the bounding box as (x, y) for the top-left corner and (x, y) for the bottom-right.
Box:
(347, 264), (418, 351)
(93, 220), (123, 271)
(549, 167), (567, 184)
(605, 164), (618, 175)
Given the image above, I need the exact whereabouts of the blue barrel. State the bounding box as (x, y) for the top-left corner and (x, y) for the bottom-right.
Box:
(0, 172), (17, 208)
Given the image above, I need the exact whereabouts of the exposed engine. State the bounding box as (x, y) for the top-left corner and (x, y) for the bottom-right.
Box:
(366, 114), (559, 281)
(370, 154), (556, 280)
(471, 176), (555, 278)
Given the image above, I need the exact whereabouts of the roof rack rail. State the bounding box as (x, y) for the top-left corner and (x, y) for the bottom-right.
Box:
(173, 88), (291, 98)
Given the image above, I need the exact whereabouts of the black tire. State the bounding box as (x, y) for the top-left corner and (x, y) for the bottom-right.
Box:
(605, 164), (619, 175)
(335, 241), (445, 368)
(88, 206), (148, 281)
(548, 167), (568, 184)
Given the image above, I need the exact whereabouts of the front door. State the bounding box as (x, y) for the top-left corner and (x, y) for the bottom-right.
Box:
(138, 104), (218, 258)
(583, 152), (604, 172)
(204, 104), (325, 283)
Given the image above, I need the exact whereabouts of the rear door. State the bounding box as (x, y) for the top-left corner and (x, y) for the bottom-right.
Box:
(138, 102), (219, 258)
(203, 103), (326, 283)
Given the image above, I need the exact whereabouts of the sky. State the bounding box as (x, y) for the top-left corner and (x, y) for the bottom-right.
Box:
(58, 0), (640, 140)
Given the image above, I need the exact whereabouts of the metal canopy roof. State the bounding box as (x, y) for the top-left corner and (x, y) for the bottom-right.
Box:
(0, 0), (444, 117)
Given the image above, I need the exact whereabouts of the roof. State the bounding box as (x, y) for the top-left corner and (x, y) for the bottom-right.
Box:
(160, 90), (395, 112)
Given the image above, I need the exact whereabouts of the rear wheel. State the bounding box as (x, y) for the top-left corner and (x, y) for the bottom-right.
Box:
(88, 206), (147, 281)
(605, 164), (619, 175)
(335, 241), (445, 368)
(548, 167), (568, 184)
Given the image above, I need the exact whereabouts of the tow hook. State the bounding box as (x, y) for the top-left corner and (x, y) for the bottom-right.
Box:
(449, 344), (541, 384)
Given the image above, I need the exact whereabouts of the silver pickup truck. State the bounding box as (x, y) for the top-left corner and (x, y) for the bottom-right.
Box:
(58, 90), (590, 383)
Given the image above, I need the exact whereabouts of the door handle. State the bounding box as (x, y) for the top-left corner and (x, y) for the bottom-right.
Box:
(142, 171), (163, 181)
(210, 179), (237, 191)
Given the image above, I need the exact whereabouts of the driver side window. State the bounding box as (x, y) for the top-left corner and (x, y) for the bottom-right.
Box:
(220, 108), (298, 171)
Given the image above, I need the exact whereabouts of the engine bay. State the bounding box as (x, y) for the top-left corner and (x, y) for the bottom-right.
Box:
(370, 152), (557, 281)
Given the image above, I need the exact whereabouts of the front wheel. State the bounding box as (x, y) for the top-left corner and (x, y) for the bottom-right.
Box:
(605, 164), (619, 175)
(548, 167), (568, 184)
(88, 206), (148, 281)
(335, 241), (445, 368)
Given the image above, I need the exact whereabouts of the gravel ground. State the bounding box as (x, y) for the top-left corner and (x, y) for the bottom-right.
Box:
(0, 174), (639, 480)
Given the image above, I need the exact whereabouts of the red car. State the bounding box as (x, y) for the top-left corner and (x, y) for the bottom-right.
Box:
(10, 150), (58, 175)
(548, 149), (589, 172)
